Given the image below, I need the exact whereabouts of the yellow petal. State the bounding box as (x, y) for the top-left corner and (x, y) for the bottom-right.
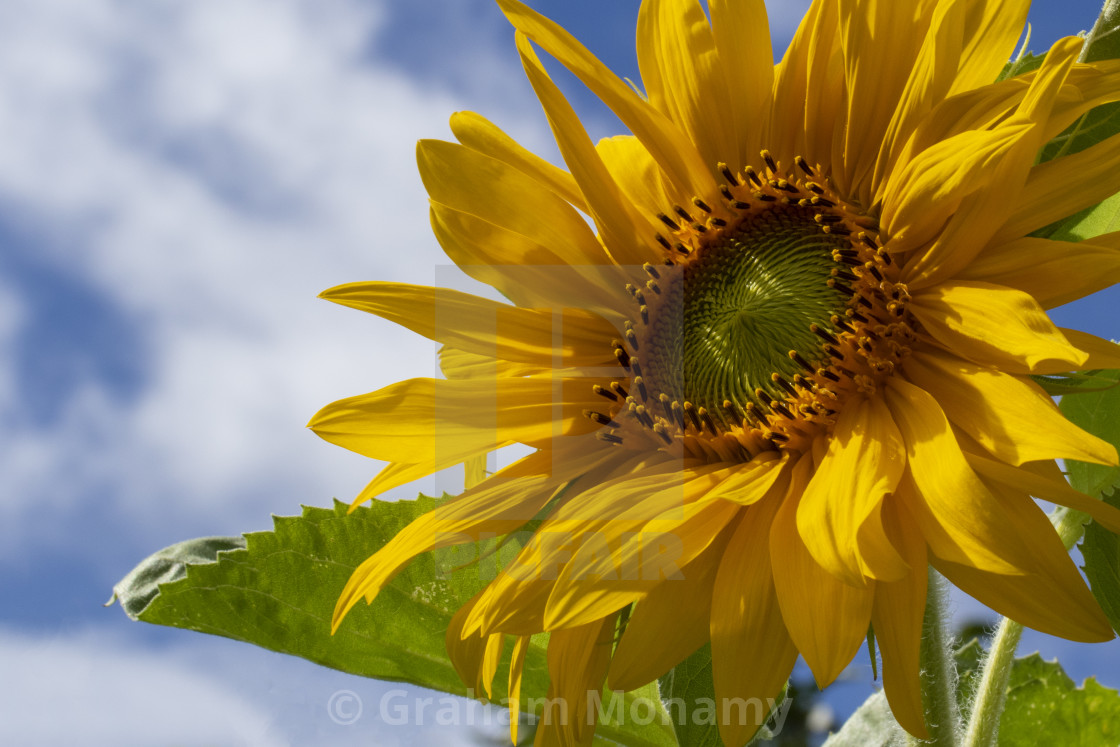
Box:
(769, 0), (843, 168)
(544, 465), (747, 629)
(319, 282), (616, 368)
(596, 135), (675, 220)
(909, 281), (1088, 373)
(771, 457), (874, 687)
(903, 349), (1116, 467)
(873, 0), (1026, 201)
(332, 449), (581, 630)
(418, 139), (610, 267)
(636, 0), (737, 174)
(429, 204), (626, 318)
(957, 233), (1120, 309)
(882, 125), (1027, 257)
(936, 556), (1113, 642)
(870, 500), (929, 740)
(353, 460), (488, 508)
(836, 0), (936, 202)
(540, 615), (617, 746)
(308, 376), (601, 465)
(964, 451), (1120, 535)
(711, 493), (798, 747)
(1062, 328), (1120, 369)
(994, 122), (1120, 244)
(883, 376), (1035, 575)
(496, 0), (717, 200)
(897, 38), (1082, 288)
(708, 0), (772, 167)
(508, 634), (532, 744)
(608, 539), (726, 692)
(446, 592), (505, 698)
(797, 396), (907, 586)
(933, 478), (1113, 642)
(516, 32), (660, 266)
(449, 110), (587, 212)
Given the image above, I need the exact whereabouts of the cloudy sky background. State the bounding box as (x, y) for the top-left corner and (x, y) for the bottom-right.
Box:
(2, 0), (1119, 744)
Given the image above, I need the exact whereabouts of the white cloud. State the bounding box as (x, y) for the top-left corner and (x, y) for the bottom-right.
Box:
(0, 0), (546, 556)
(0, 625), (515, 746)
(0, 627), (287, 747)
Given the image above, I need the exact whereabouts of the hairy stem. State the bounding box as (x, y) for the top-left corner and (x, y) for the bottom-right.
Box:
(920, 568), (961, 745)
(961, 507), (1090, 747)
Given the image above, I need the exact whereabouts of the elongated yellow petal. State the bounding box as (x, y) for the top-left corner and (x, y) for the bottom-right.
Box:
(873, 0), (1024, 202)
(882, 125), (1026, 257)
(516, 33), (661, 267)
(711, 493), (798, 747)
(934, 479), (1113, 642)
(947, 0), (1030, 97)
(1062, 328), (1120, 369)
(429, 204), (626, 318)
(508, 634), (532, 744)
(904, 349), (1116, 467)
(319, 282), (616, 368)
(964, 451), (1120, 535)
(769, 0), (842, 168)
(909, 281), (1088, 373)
(708, 0), (772, 167)
(995, 123), (1120, 244)
(898, 38), (1082, 288)
(883, 376), (1036, 575)
(496, 0), (717, 200)
(540, 615), (617, 747)
(419, 139), (610, 268)
(609, 538), (727, 691)
(936, 557), (1113, 643)
(450, 110), (587, 212)
(836, 0), (935, 202)
(708, 452), (788, 506)
(544, 464), (747, 629)
(797, 396), (907, 586)
(354, 459), (496, 508)
(468, 454), (691, 635)
(870, 500), (929, 740)
(771, 458), (874, 687)
(308, 376), (602, 464)
(446, 592), (504, 698)
(957, 233), (1120, 309)
(545, 498), (741, 630)
(332, 449), (577, 630)
(596, 135), (676, 221)
(637, 0), (736, 175)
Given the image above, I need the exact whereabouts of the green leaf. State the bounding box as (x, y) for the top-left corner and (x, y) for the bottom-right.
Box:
(1081, 488), (1120, 635)
(820, 692), (906, 747)
(1032, 370), (1120, 396)
(113, 497), (680, 747)
(1059, 369), (1120, 500)
(113, 496), (530, 698)
(957, 639), (1120, 746)
(658, 645), (721, 747)
(997, 51), (1045, 82)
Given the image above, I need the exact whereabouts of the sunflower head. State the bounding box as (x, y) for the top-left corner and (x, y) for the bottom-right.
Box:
(311, 1), (1120, 744)
(593, 151), (916, 463)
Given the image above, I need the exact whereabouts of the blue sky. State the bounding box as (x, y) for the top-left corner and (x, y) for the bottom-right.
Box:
(2, 0), (1119, 744)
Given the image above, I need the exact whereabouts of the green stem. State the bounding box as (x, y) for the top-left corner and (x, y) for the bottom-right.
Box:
(920, 568), (961, 746)
(960, 508), (1090, 747)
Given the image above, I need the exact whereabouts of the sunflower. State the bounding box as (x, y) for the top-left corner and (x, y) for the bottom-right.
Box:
(310, 0), (1120, 744)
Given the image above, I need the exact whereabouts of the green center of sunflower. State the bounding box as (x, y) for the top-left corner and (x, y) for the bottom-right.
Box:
(642, 208), (849, 425)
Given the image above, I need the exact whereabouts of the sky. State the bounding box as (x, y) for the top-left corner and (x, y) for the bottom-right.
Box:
(1, 0), (1119, 744)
